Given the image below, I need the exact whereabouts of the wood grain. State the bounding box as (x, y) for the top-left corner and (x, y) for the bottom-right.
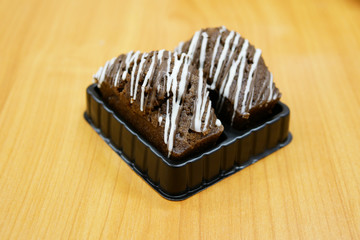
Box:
(0, 0), (359, 239)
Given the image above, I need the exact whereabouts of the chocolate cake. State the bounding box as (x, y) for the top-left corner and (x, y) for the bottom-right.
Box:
(174, 26), (281, 129)
(93, 50), (224, 160)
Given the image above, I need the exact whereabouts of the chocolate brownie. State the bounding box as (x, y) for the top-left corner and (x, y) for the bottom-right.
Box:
(174, 26), (281, 129)
(93, 50), (224, 160)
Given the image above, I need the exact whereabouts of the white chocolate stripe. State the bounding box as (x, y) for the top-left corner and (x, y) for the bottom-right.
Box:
(209, 26), (226, 78)
(210, 30), (235, 90)
(122, 51), (134, 80)
(114, 68), (121, 87)
(223, 58), (240, 98)
(179, 56), (191, 98)
(217, 58), (240, 111)
(141, 53), (157, 111)
(164, 54), (185, 144)
(223, 33), (241, 98)
(93, 57), (116, 87)
(248, 50), (262, 109)
(241, 49), (262, 113)
(203, 101), (212, 131)
(273, 91), (278, 100)
(166, 54), (187, 156)
(164, 99), (170, 144)
(216, 33), (241, 110)
(187, 30), (201, 61)
(231, 40), (249, 124)
(174, 41), (184, 53)
(165, 50), (172, 82)
(133, 53), (148, 101)
(166, 53), (182, 95)
(199, 32), (208, 69)
(193, 32), (209, 132)
(267, 73), (273, 101)
(130, 51), (141, 101)
(200, 91), (209, 124)
(227, 33), (241, 67)
(166, 51), (171, 73)
(157, 49), (165, 64)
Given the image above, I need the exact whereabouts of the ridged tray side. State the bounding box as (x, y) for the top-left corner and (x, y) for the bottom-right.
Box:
(84, 84), (292, 200)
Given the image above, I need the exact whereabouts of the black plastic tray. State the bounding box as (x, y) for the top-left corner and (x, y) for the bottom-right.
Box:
(84, 84), (292, 201)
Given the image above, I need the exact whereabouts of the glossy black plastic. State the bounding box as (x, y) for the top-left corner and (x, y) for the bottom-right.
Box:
(84, 84), (292, 200)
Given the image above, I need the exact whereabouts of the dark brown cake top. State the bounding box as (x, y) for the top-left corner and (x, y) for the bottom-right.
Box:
(175, 26), (281, 124)
(93, 50), (222, 157)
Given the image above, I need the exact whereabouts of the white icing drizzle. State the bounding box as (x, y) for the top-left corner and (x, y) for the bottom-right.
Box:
(132, 53), (148, 102)
(114, 67), (121, 87)
(164, 51), (172, 82)
(268, 72), (273, 101)
(241, 49), (262, 113)
(187, 30), (201, 61)
(157, 49), (165, 64)
(273, 91), (278, 100)
(227, 33), (241, 66)
(121, 51), (135, 80)
(164, 53), (185, 146)
(210, 30), (235, 90)
(231, 40), (249, 124)
(203, 102), (212, 131)
(93, 57), (116, 87)
(174, 41), (184, 53)
(255, 73), (269, 106)
(223, 46), (240, 98)
(166, 53), (181, 95)
(158, 115), (163, 126)
(157, 51), (168, 93)
(165, 54), (190, 156)
(179, 57), (191, 97)
(166, 51), (171, 72)
(129, 51), (141, 102)
(217, 60), (239, 111)
(140, 53), (157, 111)
(199, 32), (209, 70)
(209, 26), (226, 78)
(200, 91), (209, 128)
(164, 99), (170, 144)
(192, 32), (209, 132)
(217, 33), (241, 110)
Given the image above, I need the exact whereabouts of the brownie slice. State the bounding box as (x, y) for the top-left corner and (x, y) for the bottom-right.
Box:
(174, 26), (281, 129)
(93, 50), (224, 160)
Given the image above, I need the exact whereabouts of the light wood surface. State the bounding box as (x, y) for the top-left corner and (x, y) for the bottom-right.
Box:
(1, 0), (360, 239)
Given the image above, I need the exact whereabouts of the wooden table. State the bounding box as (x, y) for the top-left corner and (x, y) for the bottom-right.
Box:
(1, 0), (359, 239)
